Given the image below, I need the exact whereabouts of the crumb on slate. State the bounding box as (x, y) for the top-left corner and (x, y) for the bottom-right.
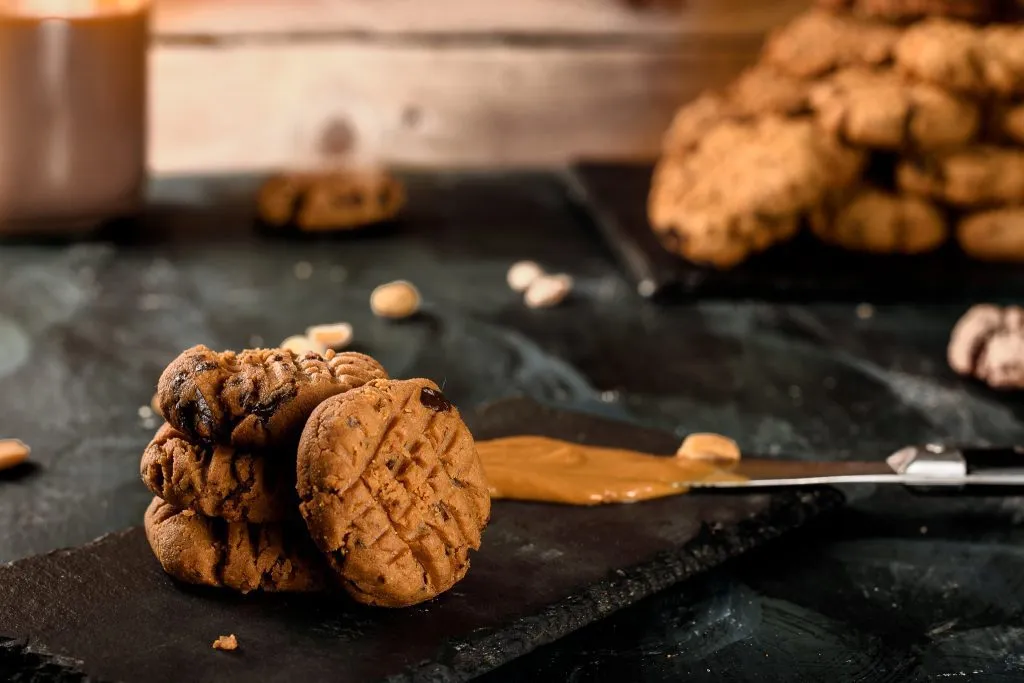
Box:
(212, 634), (238, 651)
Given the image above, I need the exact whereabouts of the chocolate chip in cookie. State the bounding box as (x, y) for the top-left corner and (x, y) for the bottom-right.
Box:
(157, 345), (388, 451)
(948, 304), (1024, 390)
(144, 497), (330, 593)
(140, 423), (294, 523)
(296, 378), (490, 607)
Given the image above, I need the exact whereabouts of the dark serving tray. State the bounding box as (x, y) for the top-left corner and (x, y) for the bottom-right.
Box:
(0, 398), (841, 683)
(565, 161), (1024, 303)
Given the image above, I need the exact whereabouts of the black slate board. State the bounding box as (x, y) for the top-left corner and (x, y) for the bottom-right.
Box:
(565, 161), (1024, 303)
(0, 399), (842, 683)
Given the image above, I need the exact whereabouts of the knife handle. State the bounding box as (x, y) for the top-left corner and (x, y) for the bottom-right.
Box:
(904, 445), (1024, 496)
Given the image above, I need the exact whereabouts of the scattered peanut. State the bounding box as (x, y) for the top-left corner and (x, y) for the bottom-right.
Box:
(281, 334), (326, 356)
(524, 274), (573, 309)
(306, 322), (354, 351)
(507, 261), (545, 293)
(676, 433), (741, 464)
(0, 439), (30, 472)
(370, 280), (421, 319)
(212, 634), (238, 651)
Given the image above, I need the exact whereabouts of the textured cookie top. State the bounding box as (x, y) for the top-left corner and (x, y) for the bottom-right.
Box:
(763, 10), (901, 79)
(897, 146), (1024, 207)
(144, 497), (329, 593)
(141, 423), (293, 523)
(157, 345), (388, 451)
(297, 378), (490, 607)
(896, 19), (1024, 95)
(948, 304), (1024, 390)
(809, 68), (980, 150)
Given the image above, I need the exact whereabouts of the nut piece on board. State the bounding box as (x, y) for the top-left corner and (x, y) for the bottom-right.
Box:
(370, 280), (421, 319)
(212, 635), (238, 651)
(677, 433), (741, 464)
(306, 322), (354, 351)
(0, 439), (29, 471)
(524, 274), (573, 309)
(281, 335), (326, 356)
(507, 261), (545, 293)
(948, 304), (1024, 390)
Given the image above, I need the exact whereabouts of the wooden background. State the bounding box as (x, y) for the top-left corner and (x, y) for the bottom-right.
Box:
(149, 0), (809, 172)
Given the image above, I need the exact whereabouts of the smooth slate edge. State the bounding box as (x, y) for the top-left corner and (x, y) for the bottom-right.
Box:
(387, 488), (845, 683)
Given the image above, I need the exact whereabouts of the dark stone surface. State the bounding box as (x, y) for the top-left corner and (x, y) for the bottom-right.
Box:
(2, 171), (1024, 680)
(0, 399), (837, 683)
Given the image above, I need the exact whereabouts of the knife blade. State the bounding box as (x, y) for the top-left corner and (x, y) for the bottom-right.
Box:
(687, 444), (1024, 489)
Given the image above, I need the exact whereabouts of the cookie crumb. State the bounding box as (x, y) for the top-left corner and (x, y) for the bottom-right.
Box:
(507, 261), (544, 293)
(0, 439), (30, 472)
(677, 433), (741, 464)
(281, 335), (325, 356)
(524, 274), (573, 309)
(212, 634), (238, 651)
(294, 261), (314, 280)
(370, 280), (421, 319)
(307, 322), (354, 351)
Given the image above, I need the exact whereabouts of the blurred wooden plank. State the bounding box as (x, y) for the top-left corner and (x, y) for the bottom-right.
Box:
(152, 0), (810, 38)
(150, 39), (760, 172)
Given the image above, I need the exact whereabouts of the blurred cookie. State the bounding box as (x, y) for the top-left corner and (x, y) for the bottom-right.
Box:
(897, 146), (1024, 207)
(649, 117), (865, 269)
(948, 304), (1024, 390)
(957, 208), (1024, 261)
(762, 10), (901, 79)
(257, 170), (405, 232)
(896, 19), (1024, 96)
(141, 423), (293, 523)
(810, 187), (948, 254)
(816, 0), (1004, 21)
(810, 68), (979, 150)
(989, 101), (1024, 144)
(297, 378), (490, 608)
(157, 345), (388, 451)
(144, 497), (329, 593)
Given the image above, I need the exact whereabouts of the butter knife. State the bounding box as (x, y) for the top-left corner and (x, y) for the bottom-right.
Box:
(689, 445), (1024, 491)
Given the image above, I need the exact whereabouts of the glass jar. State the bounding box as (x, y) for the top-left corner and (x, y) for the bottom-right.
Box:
(0, 0), (149, 237)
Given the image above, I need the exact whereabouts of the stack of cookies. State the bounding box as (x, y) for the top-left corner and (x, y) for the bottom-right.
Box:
(649, 0), (1024, 269)
(140, 344), (491, 607)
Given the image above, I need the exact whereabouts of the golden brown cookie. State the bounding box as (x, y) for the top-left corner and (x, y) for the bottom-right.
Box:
(809, 68), (979, 150)
(762, 10), (901, 79)
(896, 19), (1024, 96)
(817, 0), (1007, 21)
(810, 187), (948, 254)
(649, 116), (865, 269)
(897, 147), (1024, 207)
(297, 378), (490, 608)
(140, 423), (293, 523)
(144, 497), (329, 593)
(948, 304), (1024, 389)
(257, 170), (405, 232)
(990, 101), (1024, 145)
(157, 345), (388, 451)
(957, 208), (1024, 261)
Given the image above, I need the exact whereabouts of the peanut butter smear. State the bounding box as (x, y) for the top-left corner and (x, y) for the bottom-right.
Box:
(477, 435), (746, 506)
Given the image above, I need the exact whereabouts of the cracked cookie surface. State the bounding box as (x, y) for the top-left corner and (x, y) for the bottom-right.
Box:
(144, 497), (329, 593)
(297, 378), (490, 607)
(141, 423), (293, 523)
(157, 345), (388, 451)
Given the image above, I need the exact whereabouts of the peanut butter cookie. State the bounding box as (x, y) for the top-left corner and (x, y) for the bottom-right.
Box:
(948, 304), (1024, 390)
(297, 378), (490, 608)
(762, 10), (901, 79)
(257, 170), (405, 232)
(809, 68), (979, 150)
(157, 345), (388, 451)
(897, 147), (1024, 207)
(141, 423), (293, 523)
(810, 187), (948, 254)
(144, 497), (329, 593)
(957, 208), (1024, 261)
(649, 117), (865, 269)
(990, 101), (1024, 145)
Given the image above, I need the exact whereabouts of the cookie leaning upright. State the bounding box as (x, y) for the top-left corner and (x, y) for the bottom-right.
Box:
(296, 378), (491, 608)
(157, 345), (388, 451)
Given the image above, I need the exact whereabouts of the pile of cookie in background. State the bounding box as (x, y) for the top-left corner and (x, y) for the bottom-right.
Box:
(649, 0), (1024, 269)
(140, 344), (490, 608)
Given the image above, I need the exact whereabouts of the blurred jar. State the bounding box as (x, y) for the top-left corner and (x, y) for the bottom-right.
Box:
(0, 0), (148, 237)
